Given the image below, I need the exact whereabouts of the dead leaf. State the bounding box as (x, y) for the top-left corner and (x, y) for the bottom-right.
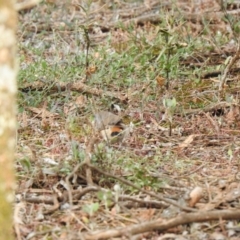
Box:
(86, 65), (97, 76)
(226, 105), (240, 123)
(27, 107), (59, 118)
(136, 208), (156, 221)
(64, 95), (86, 114)
(225, 188), (240, 202)
(178, 134), (197, 149)
(75, 95), (85, 106)
(188, 186), (203, 207)
(156, 76), (165, 88)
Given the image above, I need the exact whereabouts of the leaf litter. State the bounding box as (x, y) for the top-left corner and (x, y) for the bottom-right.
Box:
(17, 0), (240, 239)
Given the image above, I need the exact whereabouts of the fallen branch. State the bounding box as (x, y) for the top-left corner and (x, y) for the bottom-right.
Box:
(84, 209), (240, 239)
(119, 195), (168, 209)
(201, 68), (240, 79)
(20, 81), (127, 102)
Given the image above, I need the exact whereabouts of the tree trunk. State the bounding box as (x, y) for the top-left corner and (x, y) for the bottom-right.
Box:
(0, 1), (17, 239)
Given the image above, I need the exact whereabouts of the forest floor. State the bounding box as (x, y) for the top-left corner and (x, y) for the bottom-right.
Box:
(16, 0), (240, 239)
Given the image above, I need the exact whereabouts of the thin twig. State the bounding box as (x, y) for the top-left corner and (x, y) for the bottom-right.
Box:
(179, 162), (209, 177)
(43, 195), (60, 215)
(83, 27), (90, 82)
(84, 136), (98, 185)
(66, 161), (86, 206)
(73, 186), (99, 201)
(219, 40), (240, 92)
(20, 81), (127, 102)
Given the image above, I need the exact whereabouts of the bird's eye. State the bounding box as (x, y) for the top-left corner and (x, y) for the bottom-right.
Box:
(111, 131), (120, 137)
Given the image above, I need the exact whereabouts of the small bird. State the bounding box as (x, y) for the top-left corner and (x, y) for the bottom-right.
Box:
(93, 111), (122, 130)
(93, 111), (127, 142)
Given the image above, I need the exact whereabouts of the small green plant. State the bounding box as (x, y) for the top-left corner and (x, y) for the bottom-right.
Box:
(97, 190), (113, 211)
(19, 157), (32, 173)
(163, 97), (177, 136)
(82, 203), (99, 217)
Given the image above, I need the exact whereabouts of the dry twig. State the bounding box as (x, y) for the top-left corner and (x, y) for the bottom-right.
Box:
(219, 40), (240, 92)
(20, 81), (127, 102)
(84, 209), (240, 239)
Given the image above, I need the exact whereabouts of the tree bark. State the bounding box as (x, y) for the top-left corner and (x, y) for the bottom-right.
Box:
(0, 1), (17, 239)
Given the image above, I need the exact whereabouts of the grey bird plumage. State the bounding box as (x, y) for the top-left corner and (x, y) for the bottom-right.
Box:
(93, 111), (122, 131)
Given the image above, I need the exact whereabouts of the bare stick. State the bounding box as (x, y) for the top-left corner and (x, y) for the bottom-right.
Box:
(73, 186), (99, 201)
(66, 161), (86, 206)
(84, 136), (99, 185)
(84, 209), (240, 240)
(20, 81), (127, 102)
